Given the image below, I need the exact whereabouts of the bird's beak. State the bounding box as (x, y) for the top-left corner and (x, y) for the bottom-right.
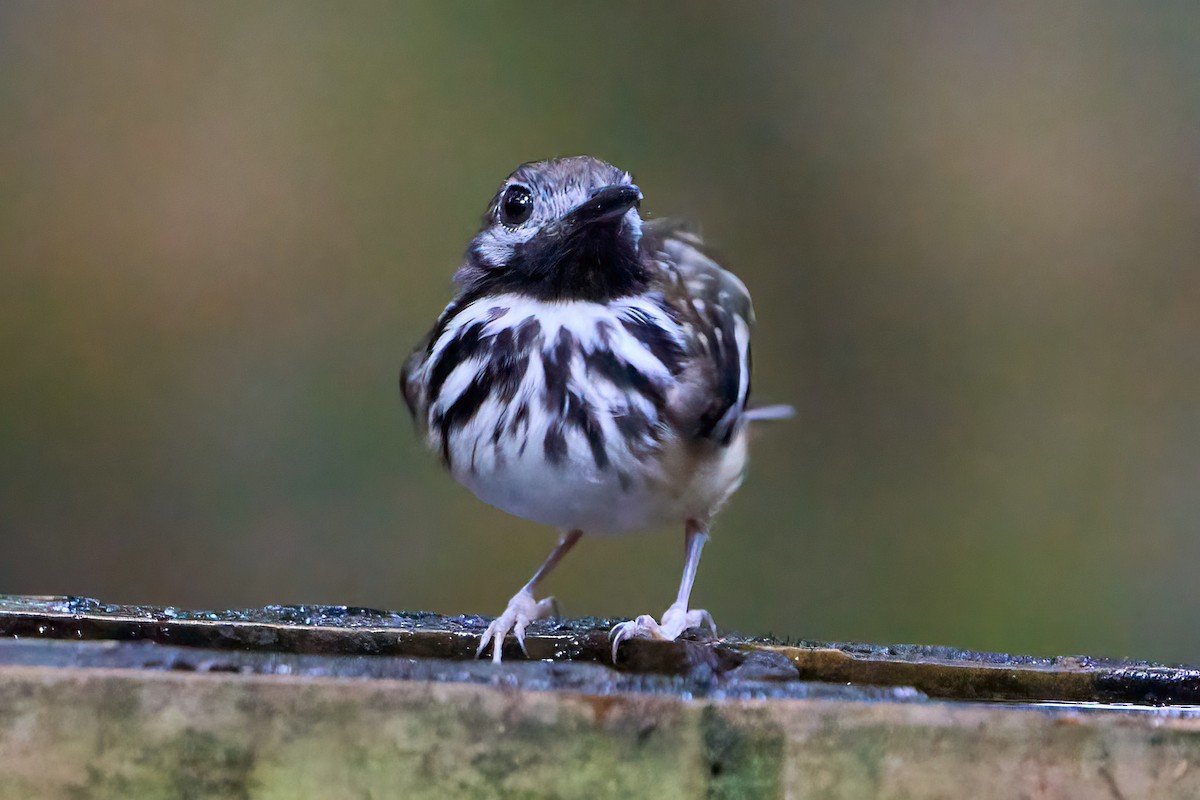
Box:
(563, 184), (643, 227)
(516, 182), (645, 295)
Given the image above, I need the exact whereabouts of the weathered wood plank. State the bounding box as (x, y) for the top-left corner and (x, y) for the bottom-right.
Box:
(1, 596), (1198, 798)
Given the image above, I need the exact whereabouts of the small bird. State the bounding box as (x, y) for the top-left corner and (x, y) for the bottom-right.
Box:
(401, 156), (788, 663)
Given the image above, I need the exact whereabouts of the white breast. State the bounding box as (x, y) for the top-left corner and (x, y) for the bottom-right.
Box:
(417, 294), (744, 534)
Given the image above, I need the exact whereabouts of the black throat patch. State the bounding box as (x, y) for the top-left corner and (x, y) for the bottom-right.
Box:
(470, 220), (650, 303)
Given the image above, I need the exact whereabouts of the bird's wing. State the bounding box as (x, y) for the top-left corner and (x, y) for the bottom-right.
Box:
(643, 219), (754, 446)
(400, 285), (486, 429)
(400, 345), (427, 422)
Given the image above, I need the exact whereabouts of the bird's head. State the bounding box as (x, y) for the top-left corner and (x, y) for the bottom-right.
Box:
(456, 156), (647, 302)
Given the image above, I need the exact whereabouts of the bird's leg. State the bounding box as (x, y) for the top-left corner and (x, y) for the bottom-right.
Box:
(610, 520), (716, 661)
(476, 529), (583, 663)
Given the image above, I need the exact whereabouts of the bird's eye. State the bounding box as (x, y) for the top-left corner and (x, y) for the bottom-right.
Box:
(499, 184), (534, 227)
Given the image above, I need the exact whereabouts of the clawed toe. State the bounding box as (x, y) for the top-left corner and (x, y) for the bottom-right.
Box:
(609, 615), (655, 662)
(609, 604), (717, 661)
(476, 589), (558, 663)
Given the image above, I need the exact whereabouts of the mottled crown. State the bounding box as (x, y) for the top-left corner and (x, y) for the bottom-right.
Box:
(455, 156), (646, 301)
(481, 156), (634, 229)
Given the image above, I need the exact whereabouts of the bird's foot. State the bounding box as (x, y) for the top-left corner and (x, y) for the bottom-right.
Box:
(609, 602), (716, 662)
(476, 587), (558, 663)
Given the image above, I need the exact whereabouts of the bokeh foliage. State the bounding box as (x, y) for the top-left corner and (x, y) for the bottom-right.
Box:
(2, 3), (1199, 662)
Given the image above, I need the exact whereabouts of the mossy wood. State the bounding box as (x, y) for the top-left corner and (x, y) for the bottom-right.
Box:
(1, 595), (1198, 798)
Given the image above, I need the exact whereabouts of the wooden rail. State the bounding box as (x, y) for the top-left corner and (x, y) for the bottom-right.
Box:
(1, 595), (1198, 798)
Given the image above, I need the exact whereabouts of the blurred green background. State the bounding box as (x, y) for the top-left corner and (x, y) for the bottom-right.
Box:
(2, 2), (1198, 663)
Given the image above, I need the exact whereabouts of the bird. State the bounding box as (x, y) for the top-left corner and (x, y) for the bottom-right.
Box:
(400, 156), (789, 663)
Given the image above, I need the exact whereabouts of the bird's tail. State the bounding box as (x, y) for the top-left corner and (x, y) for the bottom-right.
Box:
(744, 404), (796, 422)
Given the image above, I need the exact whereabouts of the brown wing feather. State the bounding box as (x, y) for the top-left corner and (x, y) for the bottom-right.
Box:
(642, 219), (754, 445)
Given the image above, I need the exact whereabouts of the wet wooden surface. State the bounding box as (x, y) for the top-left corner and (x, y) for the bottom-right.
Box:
(1, 595), (1199, 798)
(2, 594), (1198, 705)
